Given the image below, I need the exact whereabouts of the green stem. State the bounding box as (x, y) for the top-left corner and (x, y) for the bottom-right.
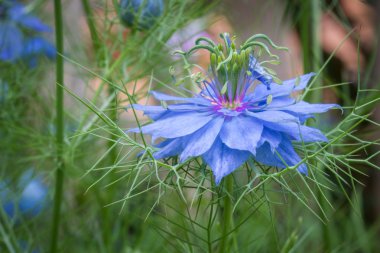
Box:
(310, 0), (322, 104)
(81, 1), (117, 249)
(50, 0), (64, 252)
(218, 175), (234, 253)
(81, 0), (101, 54)
(300, 1), (322, 103)
(108, 85), (118, 164)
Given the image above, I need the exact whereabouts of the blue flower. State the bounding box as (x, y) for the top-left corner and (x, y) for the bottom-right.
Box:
(0, 79), (9, 103)
(129, 35), (340, 184)
(22, 36), (56, 67)
(1, 169), (48, 218)
(0, 0), (55, 65)
(119, 0), (164, 30)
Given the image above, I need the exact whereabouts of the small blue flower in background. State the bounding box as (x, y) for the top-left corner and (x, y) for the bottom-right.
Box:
(119, 0), (164, 30)
(1, 169), (48, 218)
(18, 170), (48, 216)
(0, 79), (9, 103)
(130, 34), (340, 184)
(0, 0), (55, 66)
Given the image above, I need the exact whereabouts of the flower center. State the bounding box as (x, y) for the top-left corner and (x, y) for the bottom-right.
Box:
(222, 101), (242, 110)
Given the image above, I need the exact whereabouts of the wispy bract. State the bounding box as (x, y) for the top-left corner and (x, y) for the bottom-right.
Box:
(130, 33), (340, 184)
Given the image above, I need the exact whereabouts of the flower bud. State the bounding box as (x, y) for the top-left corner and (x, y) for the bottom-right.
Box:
(119, 0), (164, 30)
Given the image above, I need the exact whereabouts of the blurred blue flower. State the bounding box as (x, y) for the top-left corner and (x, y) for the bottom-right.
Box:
(18, 170), (48, 216)
(0, 181), (15, 217)
(119, 0), (164, 30)
(1, 169), (48, 218)
(0, 0), (55, 65)
(0, 79), (9, 103)
(130, 56), (339, 184)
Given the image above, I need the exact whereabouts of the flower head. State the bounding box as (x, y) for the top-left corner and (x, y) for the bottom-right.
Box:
(0, 0), (55, 65)
(1, 169), (48, 218)
(119, 0), (164, 30)
(130, 33), (339, 184)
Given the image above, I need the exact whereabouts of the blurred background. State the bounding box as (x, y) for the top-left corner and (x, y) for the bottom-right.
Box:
(1, 0), (379, 252)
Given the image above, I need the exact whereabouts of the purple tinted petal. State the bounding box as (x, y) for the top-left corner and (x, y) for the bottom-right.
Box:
(180, 117), (224, 161)
(257, 129), (282, 151)
(22, 37), (56, 66)
(219, 116), (263, 155)
(167, 103), (209, 111)
(203, 138), (250, 184)
(130, 104), (167, 120)
(249, 55), (273, 89)
(150, 91), (211, 106)
(255, 139), (307, 174)
(153, 138), (184, 159)
(246, 111), (327, 142)
(265, 96), (296, 108)
(277, 101), (341, 114)
(0, 23), (23, 62)
(251, 73), (315, 101)
(130, 111), (214, 139)
(262, 123), (328, 143)
(9, 5), (52, 32)
(246, 110), (298, 123)
(295, 125), (328, 142)
(18, 15), (52, 32)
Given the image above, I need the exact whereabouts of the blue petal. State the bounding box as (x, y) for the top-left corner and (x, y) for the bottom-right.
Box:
(257, 128), (282, 151)
(276, 101), (341, 114)
(0, 22), (23, 62)
(150, 91), (211, 106)
(22, 37), (56, 67)
(249, 55), (273, 89)
(255, 139), (307, 174)
(264, 123), (328, 143)
(203, 138), (250, 184)
(130, 111), (214, 139)
(246, 110), (298, 123)
(153, 138), (184, 159)
(130, 104), (167, 120)
(167, 103), (209, 111)
(9, 5), (52, 32)
(246, 111), (327, 142)
(180, 117), (224, 161)
(250, 73), (315, 101)
(219, 116), (263, 155)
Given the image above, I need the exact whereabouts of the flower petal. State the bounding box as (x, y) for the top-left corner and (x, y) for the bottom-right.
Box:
(9, 5), (52, 32)
(255, 139), (307, 174)
(246, 110), (298, 123)
(0, 23), (23, 62)
(150, 91), (211, 106)
(130, 104), (167, 120)
(167, 103), (209, 111)
(130, 111), (214, 139)
(277, 101), (341, 114)
(257, 129), (282, 151)
(203, 138), (250, 184)
(153, 138), (184, 159)
(251, 73), (315, 101)
(246, 111), (327, 142)
(263, 123), (328, 143)
(219, 116), (263, 155)
(180, 117), (224, 161)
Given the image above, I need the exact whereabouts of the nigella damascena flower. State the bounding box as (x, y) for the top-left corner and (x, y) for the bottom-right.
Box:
(0, 0), (55, 65)
(129, 34), (340, 184)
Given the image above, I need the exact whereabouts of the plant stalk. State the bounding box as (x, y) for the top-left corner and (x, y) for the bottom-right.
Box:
(50, 0), (64, 252)
(218, 175), (234, 253)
